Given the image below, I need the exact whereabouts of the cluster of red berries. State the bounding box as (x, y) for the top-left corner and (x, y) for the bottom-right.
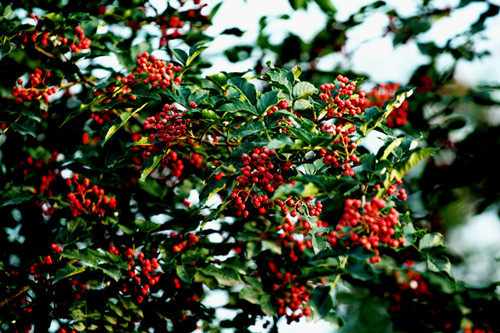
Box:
(328, 197), (406, 263)
(318, 122), (359, 176)
(12, 69), (58, 104)
(65, 26), (91, 53)
(65, 174), (116, 217)
(19, 13), (91, 54)
(267, 262), (312, 324)
(18, 13), (49, 45)
(28, 243), (63, 284)
(142, 104), (191, 160)
(161, 150), (185, 179)
(230, 147), (291, 217)
(96, 53), (182, 103)
(463, 328), (494, 333)
(170, 232), (200, 253)
(156, 15), (185, 47)
(132, 52), (182, 87)
(116, 247), (162, 304)
(318, 75), (366, 119)
(20, 152), (62, 216)
(363, 83), (408, 128)
(265, 99), (290, 117)
(275, 195), (323, 218)
(372, 176), (408, 201)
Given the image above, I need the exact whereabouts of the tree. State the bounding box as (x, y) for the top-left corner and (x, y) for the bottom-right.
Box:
(1, 1), (499, 332)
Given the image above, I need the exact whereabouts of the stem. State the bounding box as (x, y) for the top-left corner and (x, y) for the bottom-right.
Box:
(330, 256), (348, 292)
(0, 285), (30, 308)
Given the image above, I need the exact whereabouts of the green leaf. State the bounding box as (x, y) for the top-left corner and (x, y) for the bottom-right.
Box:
(265, 69), (293, 95)
(228, 77), (257, 105)
(207, 72), (228, 88)
(200, 265), (242, 286)
(218, 99), (257, 115)
(139, 153), (165, 182)
(1, 189), (33, 207)
(266, 134), (294, 150)
(0, 41), (13, 60)
(172, 48), (188, 66)
(239, 286), (260, 304)
(103, 102), (147, 145)
(292, 81), (318, 99)
(60, 249), (126, 282)
(259, 294), (276, 316)
(293, 99), (313, 110)
(314, 0), (336, 13)
(310, 232), (331, 254)
(257, 90), (280, 115)
(53, 264), (87, 284)
(394, 147), (438, 179)
(419, 232), (444, 250)
(310, 285), (334, 318)
(186, 40), (210, 68)
(426, 252), (453, 277)
(288, 127), (312, 145)
(380, 137), (402, 160)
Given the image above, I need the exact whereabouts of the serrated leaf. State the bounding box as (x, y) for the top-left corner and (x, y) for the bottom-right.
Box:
(200, 265), (242, 286)
(103, 103), (147, 145)
(228, 77), (257, 105)
(53, 264), (87, 284)
(426, 252), (453, 278)
(257, 90), (280, 114)
(218, 99), (257, 115)
(293, 99), (313, 110)
(139, 153), (165, 182)
(239, 286), (260, 304)
(172, 48), (188, 66)
(265, 70), (293, 95)
(310, 285), (334, 318)
(259, 294), (276, 316)
(381, 137), (402, 160)
(394, 147), (438, 179)
(419, 232), (444, 250)
(207, 72), (228, 88)
(310, 232), (331, 254)
(292, 81), (318, 99)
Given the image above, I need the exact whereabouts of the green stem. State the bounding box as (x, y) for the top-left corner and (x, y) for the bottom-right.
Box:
(330, 256), (348, 292)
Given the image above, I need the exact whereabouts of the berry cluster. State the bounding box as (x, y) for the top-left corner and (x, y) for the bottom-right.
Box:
(118, 247), (162, 304)
(230, 147), (291, 217)
(318, 75), (366, 119)
(329, 197), (406, 263)
(19, 14), (91, 54)
(67, 26), (92, 53)
(156, 15), (185, 47)
(318, 122), (359, 176)
(96, 53), (182, 104)
(363, 83), (408, 128)
(267, 262), (312, 324)
(29, 243), (63, 284)
(142, 103), (191, 159)
(12, 69), (58, 104)
(170, 232), (200, 253)
(18, 13), (48, 45)
(20, 152), (62, 216)
(275, 195), (323, 218)
(265, 99), (290, 117)
(65, 174), (116, 217)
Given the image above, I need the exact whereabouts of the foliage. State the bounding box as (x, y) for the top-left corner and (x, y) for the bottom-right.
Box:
(1, 1), (499, 333)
